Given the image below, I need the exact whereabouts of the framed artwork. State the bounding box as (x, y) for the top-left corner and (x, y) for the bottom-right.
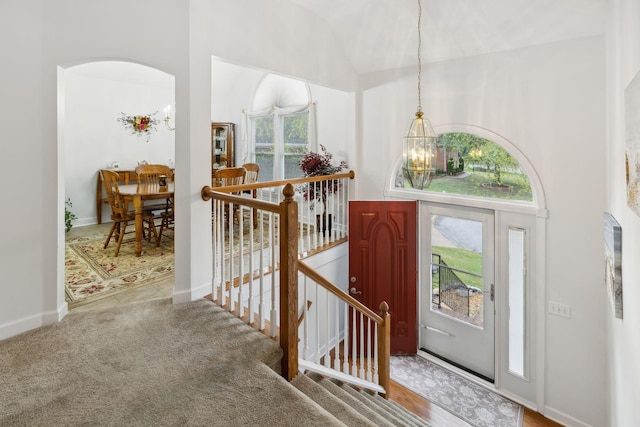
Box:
(625, 70), (640, 216)
(603, 213), (623, 319)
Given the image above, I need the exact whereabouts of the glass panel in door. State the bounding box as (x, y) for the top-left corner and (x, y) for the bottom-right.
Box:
(420, 203), (495, 381)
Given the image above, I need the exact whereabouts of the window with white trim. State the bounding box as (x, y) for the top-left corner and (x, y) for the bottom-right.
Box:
(245, 73), (314, 181)
(253, 110), (309, 181)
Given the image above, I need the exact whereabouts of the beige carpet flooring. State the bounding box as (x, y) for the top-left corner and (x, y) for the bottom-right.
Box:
(0, 298), (343, 426)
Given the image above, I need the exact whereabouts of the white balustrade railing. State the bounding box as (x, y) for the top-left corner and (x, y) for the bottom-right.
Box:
(297, 261), (390, 395)
(202, 171), (394, 391)
(208, 173), (352, 332)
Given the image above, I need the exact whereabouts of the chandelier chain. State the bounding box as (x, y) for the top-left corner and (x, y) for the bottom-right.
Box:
(417, 0), (422, 113)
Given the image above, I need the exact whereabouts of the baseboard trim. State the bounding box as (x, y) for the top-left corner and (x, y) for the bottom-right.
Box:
(543, 405), (591, 427)
(0, 313), (44, 341)
(172, 282), (211, 304)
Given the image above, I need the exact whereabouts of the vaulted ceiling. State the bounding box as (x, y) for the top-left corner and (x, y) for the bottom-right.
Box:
(288, 0), (607, 74)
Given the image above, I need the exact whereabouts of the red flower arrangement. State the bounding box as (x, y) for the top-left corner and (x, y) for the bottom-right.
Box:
(299, 145), (348, 209)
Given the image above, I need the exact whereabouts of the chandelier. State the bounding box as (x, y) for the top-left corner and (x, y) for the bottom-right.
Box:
(403, 0), (437, 189)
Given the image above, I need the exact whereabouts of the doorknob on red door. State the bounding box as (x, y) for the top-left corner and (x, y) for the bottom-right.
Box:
(350, 287), (362, 295)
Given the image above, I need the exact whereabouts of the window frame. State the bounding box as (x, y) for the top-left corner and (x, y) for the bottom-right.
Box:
(250, 109), (311, 182)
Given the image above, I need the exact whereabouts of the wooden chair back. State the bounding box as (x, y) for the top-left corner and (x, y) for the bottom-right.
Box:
(135, 164), (173, 193)
(214, 167), (246, 188)
(241, 163), (260, 184)
(100, 169), (129, 220)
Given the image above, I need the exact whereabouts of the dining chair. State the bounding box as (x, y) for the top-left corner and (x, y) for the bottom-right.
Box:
(135, 164), (174, 243)
(100, 169), (159, 256)
(213, 167), (246, 225)
(241, 163), (260, 228)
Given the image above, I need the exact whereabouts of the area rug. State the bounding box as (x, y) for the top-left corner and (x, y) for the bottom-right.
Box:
(65, 233), (174, 307)
(390, 355), (524, 427)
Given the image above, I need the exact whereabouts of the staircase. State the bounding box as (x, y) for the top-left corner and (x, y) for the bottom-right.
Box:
(291, 371), (430, 427)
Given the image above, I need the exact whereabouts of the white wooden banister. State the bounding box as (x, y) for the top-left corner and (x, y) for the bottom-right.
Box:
(199, 170), (395, 394)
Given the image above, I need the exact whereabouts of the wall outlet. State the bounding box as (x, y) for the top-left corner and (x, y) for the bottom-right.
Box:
(548, 301), (571, 319)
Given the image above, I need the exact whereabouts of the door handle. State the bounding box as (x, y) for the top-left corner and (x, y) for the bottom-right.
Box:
(482, 283), (495, 301)
(349, 287), (362, 295)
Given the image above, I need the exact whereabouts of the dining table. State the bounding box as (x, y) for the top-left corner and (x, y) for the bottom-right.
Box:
(118, 182), (175, 257)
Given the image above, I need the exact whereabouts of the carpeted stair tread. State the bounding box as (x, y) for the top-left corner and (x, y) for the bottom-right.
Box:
(356, 386), (431, 427)
(332, 379), (429, 427)
(306, 372), (399, 427)
(291, 373), (377, 427)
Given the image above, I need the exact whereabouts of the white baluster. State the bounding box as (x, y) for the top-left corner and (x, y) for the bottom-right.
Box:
(213, 200), (220, 303)
(269, 212), (277, 338)
(351, 309), (357, 378)
(366, 318), (372, 382)
(303, 276), (309, 361)
(302, 197), (315, 251)
(315, 279), (320, 365)
(373, 322), (379, 385)
(343, 304), (350, 375)
(359, 311), (365, 379)
(247, 206), (254, 326)
(238, 206), (244, 319)
(324, 287), (330, 368)
(220, 201), (227, 307)
(228, 202), (234, 313)
(333, 298), (340, 370)
(258, 209), (265, 331)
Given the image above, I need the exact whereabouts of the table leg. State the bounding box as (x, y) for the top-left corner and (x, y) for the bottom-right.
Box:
(133, 195), (143, 257)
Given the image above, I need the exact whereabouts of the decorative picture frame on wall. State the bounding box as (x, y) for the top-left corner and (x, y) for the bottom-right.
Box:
(625, 70), (640, 216)
(603, 212), (623, 319)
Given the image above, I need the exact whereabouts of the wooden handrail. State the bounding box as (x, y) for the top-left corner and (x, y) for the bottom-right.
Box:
(204, 170), (355, 195)
(298, 261), (383, 325)
(201, 186), (281, 212)
(203, 172), (391, 394)
(298, 259), (391, 398)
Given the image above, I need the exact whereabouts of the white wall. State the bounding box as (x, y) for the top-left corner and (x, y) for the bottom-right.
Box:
(0, 1), (623, 425)
(358, 37), (606, 426)
(211, 59), (355, 169)
(606, 1), (640, 426)
(64, 62), (175, 225)
(0, 0), (356, 338)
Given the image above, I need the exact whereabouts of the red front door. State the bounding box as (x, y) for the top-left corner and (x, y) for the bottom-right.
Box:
(348, 201), (418, 354)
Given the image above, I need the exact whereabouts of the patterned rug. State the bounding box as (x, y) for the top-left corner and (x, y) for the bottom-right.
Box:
(65, 233), (174, 307)
(390, 355), (523, 427)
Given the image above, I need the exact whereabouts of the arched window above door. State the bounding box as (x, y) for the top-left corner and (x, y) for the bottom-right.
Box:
(394, 130), (535, 204)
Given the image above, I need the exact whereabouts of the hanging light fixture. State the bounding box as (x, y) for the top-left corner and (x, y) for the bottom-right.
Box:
(403, 0), (437, 189)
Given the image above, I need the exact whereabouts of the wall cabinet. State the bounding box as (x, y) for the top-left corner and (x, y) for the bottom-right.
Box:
(211, 122), (234, 169)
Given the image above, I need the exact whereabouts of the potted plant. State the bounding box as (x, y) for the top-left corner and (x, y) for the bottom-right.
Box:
(299, 145), (348, 236)
(65, 198), (77, 232)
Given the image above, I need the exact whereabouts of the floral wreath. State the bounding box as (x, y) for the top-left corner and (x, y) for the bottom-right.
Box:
(118, 111), (159, 142)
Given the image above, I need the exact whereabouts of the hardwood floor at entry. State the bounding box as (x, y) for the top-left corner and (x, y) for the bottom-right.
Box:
(389, 380), (563, 427)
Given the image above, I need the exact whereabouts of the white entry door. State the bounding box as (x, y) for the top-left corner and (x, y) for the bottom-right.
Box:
(419, 203), (495, 381)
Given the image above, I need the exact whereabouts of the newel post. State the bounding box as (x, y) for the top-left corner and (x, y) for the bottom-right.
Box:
(279, 183), (299, 380)
(377, 301), (391, 398)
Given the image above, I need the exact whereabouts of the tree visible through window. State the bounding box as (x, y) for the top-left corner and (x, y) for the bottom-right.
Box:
(253, 111), (309, 181)
(398, 132), (533, 202)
